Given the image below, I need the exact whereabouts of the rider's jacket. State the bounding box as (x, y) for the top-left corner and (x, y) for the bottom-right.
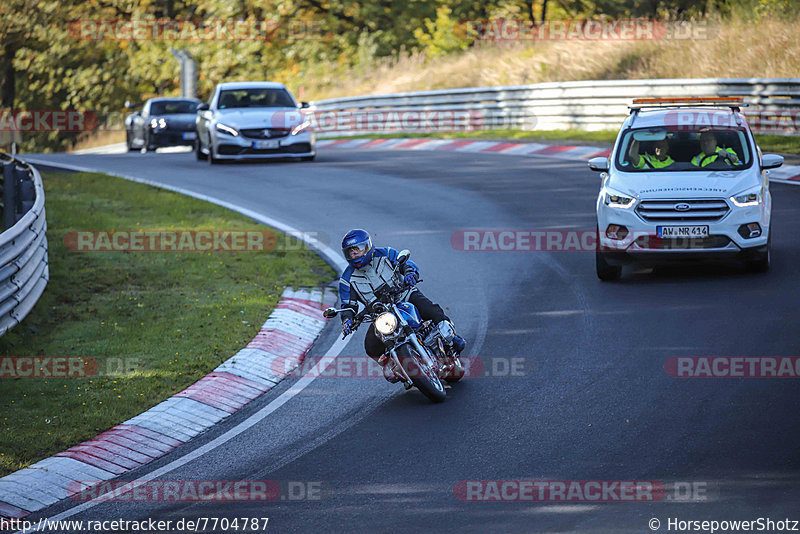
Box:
(338, 247), (419, 320)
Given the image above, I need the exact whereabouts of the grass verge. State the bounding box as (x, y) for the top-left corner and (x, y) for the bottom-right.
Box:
(0, 171), (335, 478)
(323, 129), (798, 155)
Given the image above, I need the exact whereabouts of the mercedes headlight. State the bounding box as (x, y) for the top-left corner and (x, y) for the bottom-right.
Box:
(291, 120), (312, 135)
(215, 122), (239, 136)
(603, 187), (636, 209)
(150, 118), (166, 129)
(730, 186), (762, 207)
(374, 313), (398, 335)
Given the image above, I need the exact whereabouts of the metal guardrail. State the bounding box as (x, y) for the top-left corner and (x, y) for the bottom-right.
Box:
(310, 78), (800, 137)
(0, 153), (48, 336)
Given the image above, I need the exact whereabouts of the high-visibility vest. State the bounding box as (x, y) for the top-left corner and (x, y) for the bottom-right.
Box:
(633, 154), (674, 169)
(691, 147), (739, 167)
(645, 154), (674, 168)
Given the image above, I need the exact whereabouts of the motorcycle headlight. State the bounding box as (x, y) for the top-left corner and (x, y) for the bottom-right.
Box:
(215, 122), (239, 136)
(374, 313), (398, 335)
(603, 187), (636, 209)
(730, 186), (762, 207)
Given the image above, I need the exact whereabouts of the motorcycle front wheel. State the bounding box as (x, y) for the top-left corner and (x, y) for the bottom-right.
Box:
(396, 344), (446, 403)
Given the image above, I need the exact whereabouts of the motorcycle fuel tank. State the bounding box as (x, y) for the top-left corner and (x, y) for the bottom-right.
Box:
(396, 301), (422, 328)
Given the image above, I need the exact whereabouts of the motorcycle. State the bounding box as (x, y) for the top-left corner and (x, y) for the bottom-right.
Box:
(323, 250), (465, 403)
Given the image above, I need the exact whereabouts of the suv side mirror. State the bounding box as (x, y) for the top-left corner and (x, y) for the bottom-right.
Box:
(588, 157), (609, 172)
(300, 101), (310, 109)
(197, 103), (210, 111)
(761, 154), (783, 170)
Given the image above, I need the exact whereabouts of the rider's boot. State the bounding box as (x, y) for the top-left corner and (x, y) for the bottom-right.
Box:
(436, 320), (466, 354)
(451, 334), (466, 355)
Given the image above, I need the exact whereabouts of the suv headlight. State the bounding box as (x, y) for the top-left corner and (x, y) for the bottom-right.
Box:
(730, 186), (762, 207)
(374, 313), (398, 335)
(215, 122), (239, 136)
(602, 187), (636, 209)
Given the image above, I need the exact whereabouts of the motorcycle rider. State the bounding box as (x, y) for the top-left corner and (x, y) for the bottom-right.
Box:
(338, 229), (466, 382)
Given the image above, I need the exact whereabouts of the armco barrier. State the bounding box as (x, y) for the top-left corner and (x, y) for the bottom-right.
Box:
(0, 153), (48, 336)
(310, 78), (800, 137)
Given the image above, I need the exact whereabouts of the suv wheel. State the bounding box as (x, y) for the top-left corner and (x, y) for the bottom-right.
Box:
(596, 226), (622, 281)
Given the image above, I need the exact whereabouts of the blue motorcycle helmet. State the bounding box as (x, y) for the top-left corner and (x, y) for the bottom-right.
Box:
(342, 229), (374, 269)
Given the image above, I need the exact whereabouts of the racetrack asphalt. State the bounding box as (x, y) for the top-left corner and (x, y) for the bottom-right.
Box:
(23, 147), (800, 533)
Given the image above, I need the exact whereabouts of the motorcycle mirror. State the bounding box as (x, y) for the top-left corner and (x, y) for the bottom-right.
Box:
(323, 307), (338, 318)
(396, 249), (411, 265)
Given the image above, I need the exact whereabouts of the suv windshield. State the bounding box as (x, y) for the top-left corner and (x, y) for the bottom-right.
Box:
(616, 127), (752, 172)
(150, 100), (199, 115)
(217, 88), (295, 109)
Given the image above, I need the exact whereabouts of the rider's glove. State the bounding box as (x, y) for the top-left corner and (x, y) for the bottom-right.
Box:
(403, 271), (419, 287)
(342, 319), (353, 336)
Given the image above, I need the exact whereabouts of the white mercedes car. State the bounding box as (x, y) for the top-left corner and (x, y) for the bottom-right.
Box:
(195, 81), (315, 163)
(589, 97), (784, 280)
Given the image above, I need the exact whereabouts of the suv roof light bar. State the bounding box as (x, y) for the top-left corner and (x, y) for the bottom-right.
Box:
(629, 97), (747, 113)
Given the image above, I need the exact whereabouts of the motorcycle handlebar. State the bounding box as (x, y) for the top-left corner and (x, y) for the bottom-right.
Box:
(339, 279), (423, 339)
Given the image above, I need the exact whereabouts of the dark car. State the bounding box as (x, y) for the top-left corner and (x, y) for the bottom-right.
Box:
(125, 97), (202, 152)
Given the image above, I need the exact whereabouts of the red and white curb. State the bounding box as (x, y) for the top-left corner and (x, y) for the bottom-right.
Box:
(319, 137), (610, 161)
(316, 138), (800, 185)
(0, 287), (336, 519)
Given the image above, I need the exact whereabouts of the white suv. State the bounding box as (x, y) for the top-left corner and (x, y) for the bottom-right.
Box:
(589, 97), (784, 281)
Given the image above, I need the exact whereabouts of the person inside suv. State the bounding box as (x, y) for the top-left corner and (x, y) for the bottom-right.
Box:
(628, 138), (675, 169)
(691, 131), (741, 167)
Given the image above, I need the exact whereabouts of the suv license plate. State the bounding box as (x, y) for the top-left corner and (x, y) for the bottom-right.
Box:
(657, 225), (709, 238)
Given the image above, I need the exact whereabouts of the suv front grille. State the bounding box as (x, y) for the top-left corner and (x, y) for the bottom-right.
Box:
(635, 199), (729, 223)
